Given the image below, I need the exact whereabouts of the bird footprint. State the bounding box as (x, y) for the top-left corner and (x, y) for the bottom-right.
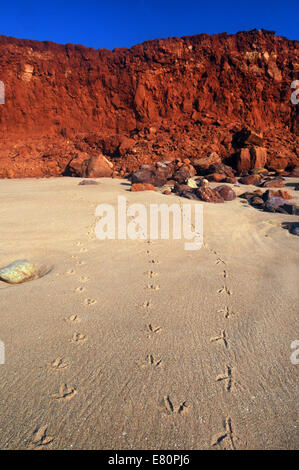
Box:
(75, 286), (85, 293)
(64, 314), (81, 324)
(51, 384), (77, 401)
(136, 354), (162, 369)
(69, 333), (87, 344)
(160, 395), (189, 415)
(30, 425), (54, 448)
(83, 298), (97, 306)
(49, 357), (68, 370)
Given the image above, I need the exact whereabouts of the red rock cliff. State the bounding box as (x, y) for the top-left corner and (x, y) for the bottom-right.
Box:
(0, 29), (298, 178)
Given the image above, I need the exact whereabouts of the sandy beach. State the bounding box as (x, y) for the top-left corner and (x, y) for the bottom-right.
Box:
(0, 177), (298, 450)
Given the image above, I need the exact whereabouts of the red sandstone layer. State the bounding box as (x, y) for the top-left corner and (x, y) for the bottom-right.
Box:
(0, 29), (298, 178)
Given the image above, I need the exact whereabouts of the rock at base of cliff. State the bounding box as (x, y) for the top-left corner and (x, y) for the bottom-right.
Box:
(214, 185), (236, 201)
(131, 183), (156, 192)
(196, 186), (224, 203)
(82, 154), (113, 178)
(236, 147), (267, 172)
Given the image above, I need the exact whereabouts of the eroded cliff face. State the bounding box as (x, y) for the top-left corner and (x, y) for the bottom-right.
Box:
(0, 30), (298, 178)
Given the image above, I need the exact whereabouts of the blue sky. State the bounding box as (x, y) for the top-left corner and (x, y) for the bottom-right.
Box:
(0, 0), (298, 49)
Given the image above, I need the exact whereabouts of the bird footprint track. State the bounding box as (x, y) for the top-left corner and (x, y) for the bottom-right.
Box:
(216, 366), (233, 392)
(218, 307), (235, 319)
(141, 300), (153, 309)
(210, 330), (229, 349)
(29, 425), (54, 449)
(64, 314), (81, 324)
(65, 269), (76, 275)
(160, 395), (189, 416)
(146, 324), (162, 337)
(69, 332), (87, 344)
(146, 271), (158, 278)
(83, 298), (97, 306)
(49, 356), (68, 370)
(147, 284), (160, 290)
(51, 384), (77, 401)
(211, 417), (236, 450)
(136, 354), (162, 369)
(217, 286), (232, 295)
(75, 286), (85, 294)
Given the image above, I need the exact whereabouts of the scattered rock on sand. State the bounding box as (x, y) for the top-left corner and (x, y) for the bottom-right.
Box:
(262, 178), (285, 188)
(251, 196), (264, 207)
(280, 204), (299, 215)
(192, 152), (221, 171)
(196, 186), (224, 203)
(264, 197), (286, 211)
(156, 161), (174, 179)
(173, 164), (196, 183)
(239, 191), (256, 201)
(282, 222), (299, 235)
(206, 163), (235, 179)
(173, 183), (194, 197)
(240, 189), (299, 216)
(78, 179), (99, 185)
(239, 175), (261, 185)
(264, 199), (298, 214)
(131, 166), (156, 185)
(163, 188), (172, 195)
(214, 185), (236, 201)
(251, 168), (269, 176)
(182, 192), (200, 200)
(187, 178), (198, 188)
(131, 183), (156, 192)
(131, 163), (172, 187)
(253, 189), (264, 197)
(226, 177), (237, 184)
(262, 189), (293, 201)
(290, 166), (299, 177)
(207, 173), (227, 182)
(0, 260), (40, 284)
(195, 177), (209, 187)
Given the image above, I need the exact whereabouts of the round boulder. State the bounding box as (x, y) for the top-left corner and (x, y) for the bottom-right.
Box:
(214, 185), (236, 201)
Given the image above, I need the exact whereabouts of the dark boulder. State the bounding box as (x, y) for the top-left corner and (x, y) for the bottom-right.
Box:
(196, 186), (224, 203)
(214, 185), (236, 201)
(173, 164), (196, 183)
